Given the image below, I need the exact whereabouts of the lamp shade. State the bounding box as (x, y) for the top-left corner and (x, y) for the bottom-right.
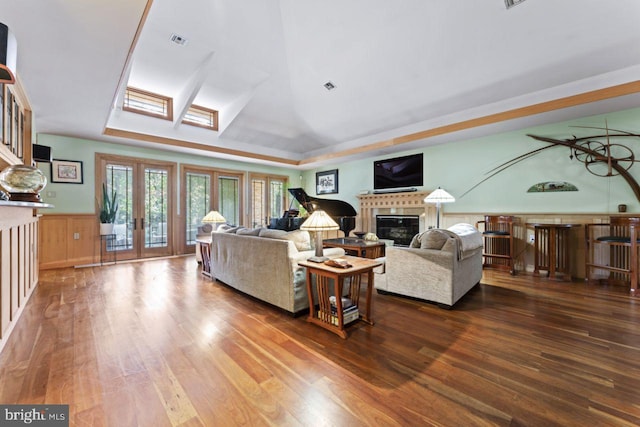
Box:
(300, 210), (339, 262)
(424, 187), (455, 204)
(300, 210), (339, 231)
(202, 210), (226, 224)
(424, 187), (455, 229)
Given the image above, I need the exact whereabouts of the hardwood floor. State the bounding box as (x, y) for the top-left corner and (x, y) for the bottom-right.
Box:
(1, 256), (639, 426)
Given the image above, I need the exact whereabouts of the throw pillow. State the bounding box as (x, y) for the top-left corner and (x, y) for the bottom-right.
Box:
(257, 228), (312, 251)
(409, 232), (422, 248)
(283, 229), (312, 251)
(220, 225), (242, 234)
(420, 229), (449, 250)
(237, 227), (261, 236)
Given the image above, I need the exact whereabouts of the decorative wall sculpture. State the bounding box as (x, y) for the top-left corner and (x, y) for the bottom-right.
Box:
(462, 124), (640, 201)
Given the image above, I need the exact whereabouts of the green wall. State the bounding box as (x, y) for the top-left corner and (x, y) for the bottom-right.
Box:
(37, 106), (640, 217)
(303, 107), (640, 215)
(36, 134), (302, 215)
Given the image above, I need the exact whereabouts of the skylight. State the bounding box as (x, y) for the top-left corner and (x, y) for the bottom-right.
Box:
(123, 87), (173, 121)
(182, 104), (219, 131)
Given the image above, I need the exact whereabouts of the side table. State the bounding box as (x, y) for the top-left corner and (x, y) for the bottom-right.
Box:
(530, 223), (581, 281)
(196, 236), (212, 278)
(299, 256), (382, 339)
(100, 234), (117, 265)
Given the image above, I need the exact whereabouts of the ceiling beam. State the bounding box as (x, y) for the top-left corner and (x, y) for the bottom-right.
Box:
(104, 80), (640, 168)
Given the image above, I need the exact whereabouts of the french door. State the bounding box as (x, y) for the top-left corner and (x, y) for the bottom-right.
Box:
(97, 154), (175, 260)
(181, 166), (244, 252)
(249, 173), (288, 228)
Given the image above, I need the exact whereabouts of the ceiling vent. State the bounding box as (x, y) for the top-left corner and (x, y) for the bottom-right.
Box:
(323, 81), (336, 91)
(170, 33), (188, 46)
(505, 0), (527, 8)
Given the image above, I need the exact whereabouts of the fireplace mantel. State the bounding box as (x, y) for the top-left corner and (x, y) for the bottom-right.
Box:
(356, 191), (437, 235)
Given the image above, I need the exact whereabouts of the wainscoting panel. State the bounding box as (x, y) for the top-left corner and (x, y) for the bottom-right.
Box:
(39, 214), (99, 269)
(0, 206), (40, 353)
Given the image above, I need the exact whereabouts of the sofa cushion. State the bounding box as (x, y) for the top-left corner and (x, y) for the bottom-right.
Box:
(258, 228), (312, 251)
(420, 229), (449, 250)
(237, 227), (262, 236)
(259, 228), (288, 239)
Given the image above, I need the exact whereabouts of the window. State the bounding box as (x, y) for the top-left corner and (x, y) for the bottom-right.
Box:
(185, 172), (211, 245)
(181, 166), (244, 249)
(123, 87), (173, 121)
(182, 104), (218, 131)
(219, 175), (240, 226)
(249, 173), (288, 228)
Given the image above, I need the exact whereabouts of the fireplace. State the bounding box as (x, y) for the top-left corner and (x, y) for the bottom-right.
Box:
(376, 215), (420, 247)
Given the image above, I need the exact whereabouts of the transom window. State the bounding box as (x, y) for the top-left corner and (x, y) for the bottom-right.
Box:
(182, 104), (219, 131)
(123, 87), (173, 121)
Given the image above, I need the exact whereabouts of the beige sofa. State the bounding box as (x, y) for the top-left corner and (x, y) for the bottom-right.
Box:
(209, 228), (345, 315)
(375, 223), (483, 307)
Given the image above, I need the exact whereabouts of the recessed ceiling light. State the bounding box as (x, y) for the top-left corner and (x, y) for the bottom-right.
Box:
(505, 0), (527, 8)
(324, 81), (336, 91)
(170, 33), (188, 46)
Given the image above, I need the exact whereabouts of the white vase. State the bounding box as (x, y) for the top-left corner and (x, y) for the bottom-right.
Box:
(100, 223), (115, 235)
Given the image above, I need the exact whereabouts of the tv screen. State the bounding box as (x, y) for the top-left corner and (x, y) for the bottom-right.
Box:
(374, 153), (423, 190)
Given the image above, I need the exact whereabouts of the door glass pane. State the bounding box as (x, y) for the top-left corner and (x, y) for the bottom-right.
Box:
(106, 163), (133, 251)
(145, 168), (168, 248)
(185, 172), (210, 245)
(219, 176), (239, 226)
(251, 178), (266, 228)
(270, 180), (284, 219)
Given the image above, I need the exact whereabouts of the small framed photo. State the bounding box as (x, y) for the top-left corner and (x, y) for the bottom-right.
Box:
(51, 159), (84, 184)
(316, 169), (338, 195)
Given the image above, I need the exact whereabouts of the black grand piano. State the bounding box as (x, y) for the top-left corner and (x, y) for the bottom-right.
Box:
(268, 188), (357, 237)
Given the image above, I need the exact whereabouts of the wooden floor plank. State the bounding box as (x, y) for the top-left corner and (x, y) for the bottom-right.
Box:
(1, 256), (640, 426)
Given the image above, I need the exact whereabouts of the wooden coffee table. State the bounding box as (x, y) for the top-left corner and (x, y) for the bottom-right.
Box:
(322, 237), (385, 259)
(299, 255), (382, 339)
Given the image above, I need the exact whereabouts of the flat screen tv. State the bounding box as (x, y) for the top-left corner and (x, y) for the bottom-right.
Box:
(374, 153), (423, 190)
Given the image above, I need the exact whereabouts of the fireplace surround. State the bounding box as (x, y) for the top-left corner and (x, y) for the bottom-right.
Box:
(376, 215), (420, 246)
(356, 191), (437, 245)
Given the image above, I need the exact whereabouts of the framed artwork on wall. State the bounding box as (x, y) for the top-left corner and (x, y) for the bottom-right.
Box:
(51, 159), (84, 184)
(316, 169), (338, 195)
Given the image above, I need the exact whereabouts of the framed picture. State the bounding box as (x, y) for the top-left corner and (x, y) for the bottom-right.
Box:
(51, 159), (84, 184)
(316, 169), (338, 194)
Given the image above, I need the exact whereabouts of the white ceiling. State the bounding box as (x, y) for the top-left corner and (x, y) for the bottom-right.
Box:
(2, 0), (640, 168)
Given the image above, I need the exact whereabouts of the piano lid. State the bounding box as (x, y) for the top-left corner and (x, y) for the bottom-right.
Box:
(288, 188), (357, 217)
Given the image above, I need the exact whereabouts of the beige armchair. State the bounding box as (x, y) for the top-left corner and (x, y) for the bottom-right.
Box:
(375, 223), (483, 308)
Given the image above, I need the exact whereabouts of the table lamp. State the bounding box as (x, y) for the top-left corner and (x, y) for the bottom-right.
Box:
(202, 210), (226, 230)
(424, 187), (455, 228)
(300, 210), (339, 262)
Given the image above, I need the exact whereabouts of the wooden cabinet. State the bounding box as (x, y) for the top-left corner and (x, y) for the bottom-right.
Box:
(0, 203), (43, 354)
(0, 80), (33, 169)
(0, 78), (43, 355)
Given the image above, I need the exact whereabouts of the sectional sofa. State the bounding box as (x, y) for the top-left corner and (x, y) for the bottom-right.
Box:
(208, 228), (345, 315)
